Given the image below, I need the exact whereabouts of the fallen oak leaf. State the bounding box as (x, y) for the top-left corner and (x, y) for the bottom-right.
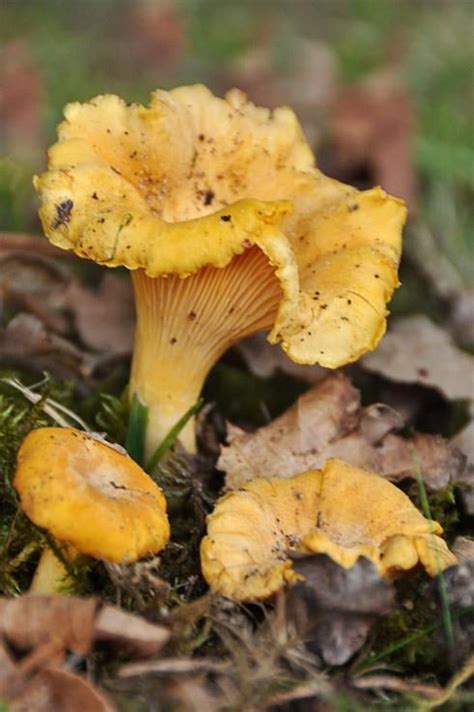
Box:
(221, 374), (465, 491)
(221, 373), (360, 487)
(372, 431), (466, 489)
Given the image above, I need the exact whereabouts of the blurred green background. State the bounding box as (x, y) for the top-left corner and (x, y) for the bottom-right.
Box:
(1, 0), (472, 316)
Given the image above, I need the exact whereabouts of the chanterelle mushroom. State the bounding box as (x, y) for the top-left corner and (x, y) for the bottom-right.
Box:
(14, 427), (170, 593)
(34, 85), (406, 454)
(200, 459), (455, 601)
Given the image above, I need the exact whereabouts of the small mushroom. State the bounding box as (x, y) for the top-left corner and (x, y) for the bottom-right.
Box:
(200, 459), (455, 601)
(14, 427), (170, 593)
(34, 86), (406, 454)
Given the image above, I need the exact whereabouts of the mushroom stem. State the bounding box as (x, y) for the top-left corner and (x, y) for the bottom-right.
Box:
(30, 546), (76, 595)
(130, 248), (281, 456)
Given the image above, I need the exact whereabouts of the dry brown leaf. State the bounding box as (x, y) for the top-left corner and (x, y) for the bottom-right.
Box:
(0, 595), (98, 655)
(287, 555), (394, 666)
(328, 70), (417, 213)
(127, 1), (186, 68)
(0, 595), (170, 660)
(221, 373), (359, 487)
(221, 373), (465, 490)
(0, 313), (92, 378)
(362, 315), (474, 402)
(6, 665), (115, 712)
(0, 640), (16, 685)
(0, 252), (69, 333)
(66, 274), (135, 355)
(0, 40), (43, 159)
(94, 605), (170, 658)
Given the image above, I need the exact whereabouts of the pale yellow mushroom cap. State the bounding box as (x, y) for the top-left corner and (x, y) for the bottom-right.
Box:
(200, 459), (455, 601)
(34, 85), (406, 369)
(14, 428), (170, 563)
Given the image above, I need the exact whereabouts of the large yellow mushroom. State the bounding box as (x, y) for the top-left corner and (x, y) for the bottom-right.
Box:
(34, 86), (406, 454)
(14, 427), (170, 593)
(200, 459), (456, 601)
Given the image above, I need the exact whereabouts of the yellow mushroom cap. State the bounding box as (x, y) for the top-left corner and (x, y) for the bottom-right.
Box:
(200, 459), (455, 601)
(14, 428), (170, 563)
(34, 86), (406, 454)
(34, 85), (405, 369)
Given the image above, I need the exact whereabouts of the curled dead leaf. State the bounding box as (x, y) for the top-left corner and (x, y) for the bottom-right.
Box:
(221, 374), (465, 491)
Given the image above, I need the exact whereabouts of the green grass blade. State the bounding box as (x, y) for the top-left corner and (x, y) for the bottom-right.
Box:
(146, 398), (204, 473)
(353, 606), (473, 674)
(411, 447), (455, 655)
(125, 394), (148, 466)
